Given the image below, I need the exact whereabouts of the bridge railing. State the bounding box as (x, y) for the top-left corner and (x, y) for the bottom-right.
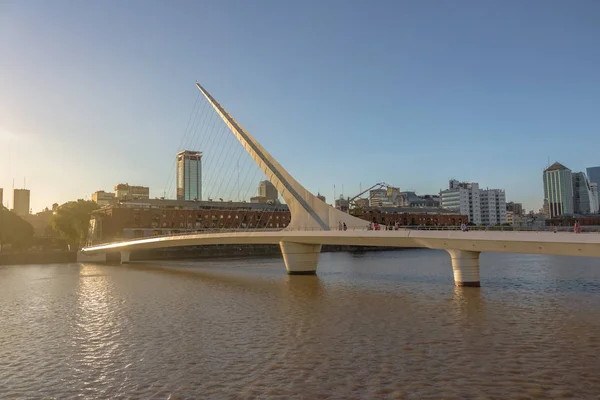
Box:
(85, 225), (600, 248)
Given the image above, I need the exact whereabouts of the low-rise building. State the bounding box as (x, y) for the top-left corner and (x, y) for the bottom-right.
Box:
(92, 191), (116, 206)
(88, 199), (469, 243)
(88, 199), (291, 243)
(114, 184), (150, 200)
(397, 192), (441, 208)
(506, 211), (514, 226)
(353, 198), (370, 210)
(352, 206), (467, 227)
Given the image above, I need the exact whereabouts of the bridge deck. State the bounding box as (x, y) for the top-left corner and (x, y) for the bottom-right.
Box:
(82, 230), (600, 258)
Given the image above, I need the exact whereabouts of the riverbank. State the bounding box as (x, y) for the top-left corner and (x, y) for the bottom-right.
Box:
(0, 244), (419, 265)
(0, 251), (77, 265)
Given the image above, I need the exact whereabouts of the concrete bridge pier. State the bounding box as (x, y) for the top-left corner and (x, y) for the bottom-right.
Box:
(120, 251), (131, 264)
(280, 242), (321, 275)
(447, 249), (481, 287)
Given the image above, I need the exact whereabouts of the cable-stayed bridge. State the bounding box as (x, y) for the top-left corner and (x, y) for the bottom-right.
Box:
(81, 83), (600, 287)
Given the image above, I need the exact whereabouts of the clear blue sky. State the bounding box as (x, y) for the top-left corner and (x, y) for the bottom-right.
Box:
(1, 0), (599, 213)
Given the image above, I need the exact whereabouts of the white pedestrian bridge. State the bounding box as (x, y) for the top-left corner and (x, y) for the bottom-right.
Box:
(81, 227), (600, 287)
(80, 83), (600, 287)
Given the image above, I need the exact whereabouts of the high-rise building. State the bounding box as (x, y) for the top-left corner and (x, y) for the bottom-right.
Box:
(177, 150), (202, 201)
(92, 191), (116, 206)
(13, 189), (30, 216)
(590, 183), (600, 214)
(114, 184), (150, 200)
(0, 188), (3, 208)
(543, 162), (573, 218)
(587, 166), (600, 187)
(258, 180), (278, 202)
(440, 180), (481, 224)
(506, 202), (523, 216)
(572, 172), (593, 214)
(480, 189), (507, 225)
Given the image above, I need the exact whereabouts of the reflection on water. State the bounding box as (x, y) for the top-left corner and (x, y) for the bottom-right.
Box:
(1, 249), (600, 398)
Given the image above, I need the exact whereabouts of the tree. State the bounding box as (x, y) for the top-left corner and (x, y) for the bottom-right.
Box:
(49, 200), (99, 249)
(0, 206), (34, 250)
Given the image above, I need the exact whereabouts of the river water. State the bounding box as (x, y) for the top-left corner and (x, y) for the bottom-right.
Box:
(1, 249), (600, 399)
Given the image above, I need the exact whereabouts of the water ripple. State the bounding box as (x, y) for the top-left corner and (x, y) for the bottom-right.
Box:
(1, 251), (600, 398)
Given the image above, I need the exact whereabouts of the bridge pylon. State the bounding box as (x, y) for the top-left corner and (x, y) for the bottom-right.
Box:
(196, 83), (370, 274)
(196, 83), (367, 233)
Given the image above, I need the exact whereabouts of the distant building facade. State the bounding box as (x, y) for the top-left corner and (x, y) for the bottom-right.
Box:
(397, 191), (440, 208)
(0, 188), (3, 208)
(506, 202), (523, 216)
(572, 172), (594, 214)
(88, 199), (290, 243)
(590, 183), (600, 214)
(506, 211), (514, 225)
(369, 188), (390, 207)
(543, 162), (574, 218)
(354, 198), (370, 209)
(258, 180), (278, 202)
(386, 186), (400, 204)
(115, 184), (150, 201)
(440, 180), (506, 225)
(177, 150), (202, 201)
(13, 189), (30, 216)
(335, 197), (350, 212)
(480, 189), (507, 225)
(92, 191), (116, 206)
(352, 206), (467, 227)
(440, 180), (481, 224)
(587, 166), (600, 188)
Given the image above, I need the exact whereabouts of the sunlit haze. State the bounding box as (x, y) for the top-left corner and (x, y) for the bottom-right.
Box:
(1, 0), (599, 212)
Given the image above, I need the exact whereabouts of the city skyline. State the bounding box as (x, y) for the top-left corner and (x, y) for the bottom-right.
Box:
(2, 1), (600, 212)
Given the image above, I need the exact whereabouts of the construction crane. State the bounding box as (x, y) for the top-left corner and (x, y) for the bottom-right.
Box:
(346, 182), (394, 212)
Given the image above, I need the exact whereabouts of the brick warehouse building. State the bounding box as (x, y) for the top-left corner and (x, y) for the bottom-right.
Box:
(353, 206), (468, 227)
(88, 199), (291, 242)
(88, 200), (467, 243)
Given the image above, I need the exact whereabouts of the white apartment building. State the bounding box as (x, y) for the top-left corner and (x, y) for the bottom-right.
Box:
(440, 180), (481, 224)
(480, 188), (507, 225)
(440, 180), (507, 225)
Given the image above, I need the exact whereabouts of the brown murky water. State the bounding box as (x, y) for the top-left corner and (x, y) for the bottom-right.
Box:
(1, 249), (600, 399)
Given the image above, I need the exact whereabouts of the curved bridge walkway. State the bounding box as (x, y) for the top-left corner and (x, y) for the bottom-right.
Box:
(80, 84), (600, 287)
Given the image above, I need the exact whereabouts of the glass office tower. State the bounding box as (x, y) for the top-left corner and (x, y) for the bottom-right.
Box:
(177, 150), (202, 201)
(587, 166), (600, 187)
(543, 162), (573, 218)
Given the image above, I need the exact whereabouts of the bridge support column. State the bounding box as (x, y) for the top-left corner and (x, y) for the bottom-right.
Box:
(120, 251), (131, 264)
(447, 250), (481, 287)
(280, 242), (321, 275)
(77, 251), (107, 263)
